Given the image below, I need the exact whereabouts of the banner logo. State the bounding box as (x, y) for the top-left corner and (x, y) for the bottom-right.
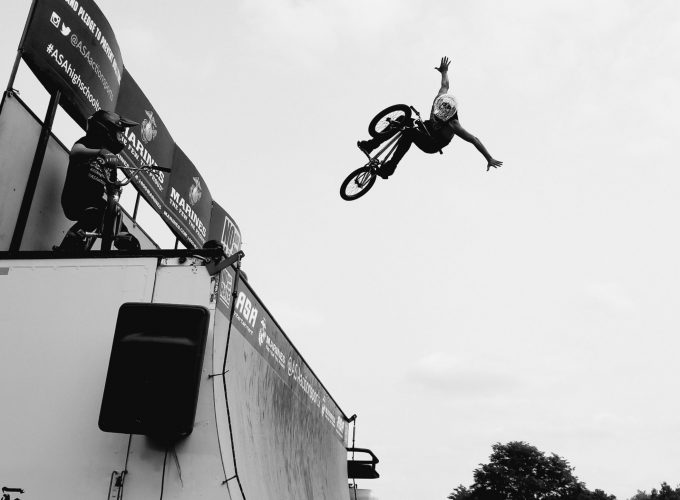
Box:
(219, 270), (234, 308)
(140, 110), (157, 144)
(50, 12), (61, 28)
(61, 24), (72, 36)
(189, 177), (203, 205)
(258, 319), (267, 346)
(221, 217), (241, 256)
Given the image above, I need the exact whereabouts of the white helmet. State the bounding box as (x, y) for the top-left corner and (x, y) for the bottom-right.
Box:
(433, 94), (458, 121)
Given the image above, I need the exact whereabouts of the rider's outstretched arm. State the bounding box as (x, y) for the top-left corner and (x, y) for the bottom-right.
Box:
(435, 56), (450, 96)
(451, 120), (503, 171)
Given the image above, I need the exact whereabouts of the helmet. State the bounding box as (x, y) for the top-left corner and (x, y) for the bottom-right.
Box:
(433, 94), (458, 121)
(87, 110), (139, 154)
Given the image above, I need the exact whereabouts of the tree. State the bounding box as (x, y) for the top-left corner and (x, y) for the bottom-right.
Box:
(628, 483), (680, 500)
(448, 441), (616, 500)
(629, 492), (651, 500)
(448, 485), (474, 500)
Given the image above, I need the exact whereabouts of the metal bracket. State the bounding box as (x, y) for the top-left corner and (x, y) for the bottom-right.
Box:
(206, 250), (244, 276)
(107, 470), (127, 500)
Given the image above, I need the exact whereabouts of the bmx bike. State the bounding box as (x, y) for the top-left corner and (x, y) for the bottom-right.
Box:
(339, 104), (440, 201)
(68, 159), (170, 251)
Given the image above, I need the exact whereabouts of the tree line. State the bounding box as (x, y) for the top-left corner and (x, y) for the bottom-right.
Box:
(447, 441), (679, 500)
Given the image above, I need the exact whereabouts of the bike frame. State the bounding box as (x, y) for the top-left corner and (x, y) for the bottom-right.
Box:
(368, 130), (404, 168)
(365, 117), (435, 169)
(340, 105), (439, 201)
(79, 164), (166, 251)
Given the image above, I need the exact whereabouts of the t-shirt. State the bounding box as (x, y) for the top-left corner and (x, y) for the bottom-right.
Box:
(61, 136), (109, 212)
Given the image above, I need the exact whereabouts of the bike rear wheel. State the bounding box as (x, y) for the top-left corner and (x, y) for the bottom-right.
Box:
(340, 166), (377, 201)
(368, 104), (412, 138)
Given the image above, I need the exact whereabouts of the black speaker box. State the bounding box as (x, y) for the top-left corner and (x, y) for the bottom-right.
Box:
(99, 302), (210, 440)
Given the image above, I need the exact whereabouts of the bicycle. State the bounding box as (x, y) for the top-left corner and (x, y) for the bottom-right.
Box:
(340, 104), (440, 201)
(59, 159), (171, 251)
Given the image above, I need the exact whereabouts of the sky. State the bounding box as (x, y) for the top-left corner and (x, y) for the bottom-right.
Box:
(2, 1), (680, 499)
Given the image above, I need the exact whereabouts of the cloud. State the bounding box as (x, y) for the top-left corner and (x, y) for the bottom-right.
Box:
(406, 352), (521, 398)
(584, 281), (636, 313)
(267, 300), (325, 332)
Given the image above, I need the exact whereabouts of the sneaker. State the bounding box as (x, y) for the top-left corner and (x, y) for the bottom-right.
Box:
(357, 140), (375, 157)
(377, 160), (397, 179)
(113, 232), (141, 251)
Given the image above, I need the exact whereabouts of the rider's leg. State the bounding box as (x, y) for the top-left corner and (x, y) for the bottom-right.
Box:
(56, 202), (105, 250)
(358, 132), (397, 155)
(379, 129), (446, 177)
(357, 118), (407, 155)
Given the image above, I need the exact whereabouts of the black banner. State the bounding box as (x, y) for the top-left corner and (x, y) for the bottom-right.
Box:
(18, 0), (245, 251)
(20, 0), (123, 126)
(209, 202), (242, 257)
(164, 147), (212, 248)
(116, 72), (173, 215)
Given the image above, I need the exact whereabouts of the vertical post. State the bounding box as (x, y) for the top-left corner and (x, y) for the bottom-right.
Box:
(6, 0), (38, 92)
(9, 90), (61, 251)
(132, 192), (141, 220)
(6, 51), (23, 95)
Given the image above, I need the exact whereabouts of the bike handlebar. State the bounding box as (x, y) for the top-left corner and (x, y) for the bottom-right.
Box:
(104, 163), (172, 187)
(142, 164), (172, 173)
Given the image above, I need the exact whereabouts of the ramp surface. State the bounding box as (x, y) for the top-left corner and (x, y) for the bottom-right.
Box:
(213, 268), (350, 500)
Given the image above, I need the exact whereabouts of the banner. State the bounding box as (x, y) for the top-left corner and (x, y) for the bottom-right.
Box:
(18, 0), (244, 251)
(116, 72), (173, 215)
(164, 147), (212, 248)
(20, 0), (123, 126)
(217, 270), (349, 444)
(209, 202), (242, 257)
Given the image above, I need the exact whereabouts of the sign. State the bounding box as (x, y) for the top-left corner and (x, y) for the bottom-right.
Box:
(209, 202), (242, 257)
(20, 0), (123, 126)
(18, 0), (243, 252)
(115, 72), (173, 214)
(164, 146), (212, 248)
(217, 271), (348, 444)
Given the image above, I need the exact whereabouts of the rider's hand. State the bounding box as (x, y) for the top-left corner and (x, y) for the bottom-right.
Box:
(97, 150), (121, 168)
(486, 159), (503, 171)
(435, 56), (450, 73)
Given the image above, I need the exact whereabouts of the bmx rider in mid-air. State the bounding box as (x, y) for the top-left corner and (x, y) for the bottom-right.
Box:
(357, 56), (503, 179)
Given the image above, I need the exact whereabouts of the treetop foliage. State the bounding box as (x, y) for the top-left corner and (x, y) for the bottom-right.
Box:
(447, 441), (615, 500)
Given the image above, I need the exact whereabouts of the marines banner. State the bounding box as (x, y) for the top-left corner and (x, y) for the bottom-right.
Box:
(164, 147), (212, 248)
(17, 0), (243, 250)
(20, 0), (123, 126)
(115, 72), (173, 216)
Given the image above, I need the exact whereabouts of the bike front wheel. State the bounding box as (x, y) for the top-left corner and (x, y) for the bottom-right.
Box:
(368, 104), (412, 138)
(340, 166), (377, 201)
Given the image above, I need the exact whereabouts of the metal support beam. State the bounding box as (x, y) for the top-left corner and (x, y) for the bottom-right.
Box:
(9, 90), (61, 251)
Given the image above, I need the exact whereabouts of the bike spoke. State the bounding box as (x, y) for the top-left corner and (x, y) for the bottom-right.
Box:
(375, 111), (406, 134)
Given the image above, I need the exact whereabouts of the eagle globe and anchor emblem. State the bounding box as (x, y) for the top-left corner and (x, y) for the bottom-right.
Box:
(189, 177), (203, 205)
(140, 110), (157, 143)
(258, 319), (267, 346)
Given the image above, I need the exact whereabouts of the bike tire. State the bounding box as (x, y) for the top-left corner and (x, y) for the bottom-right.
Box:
(340, 166), (377, 201)
(368, 104), (412, 138)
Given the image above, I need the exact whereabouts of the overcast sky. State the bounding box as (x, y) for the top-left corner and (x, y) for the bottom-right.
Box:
(3, 1), (680, 499)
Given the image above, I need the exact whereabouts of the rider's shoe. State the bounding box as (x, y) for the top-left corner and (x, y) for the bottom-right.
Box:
(114, 232), (141, 251)
(357, 140), (375, 157)
(377, 160), (397, 179)
(54, 230), (86, 251)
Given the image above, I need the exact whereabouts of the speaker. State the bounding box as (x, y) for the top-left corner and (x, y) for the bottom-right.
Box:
(99, 303), (210, 440)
